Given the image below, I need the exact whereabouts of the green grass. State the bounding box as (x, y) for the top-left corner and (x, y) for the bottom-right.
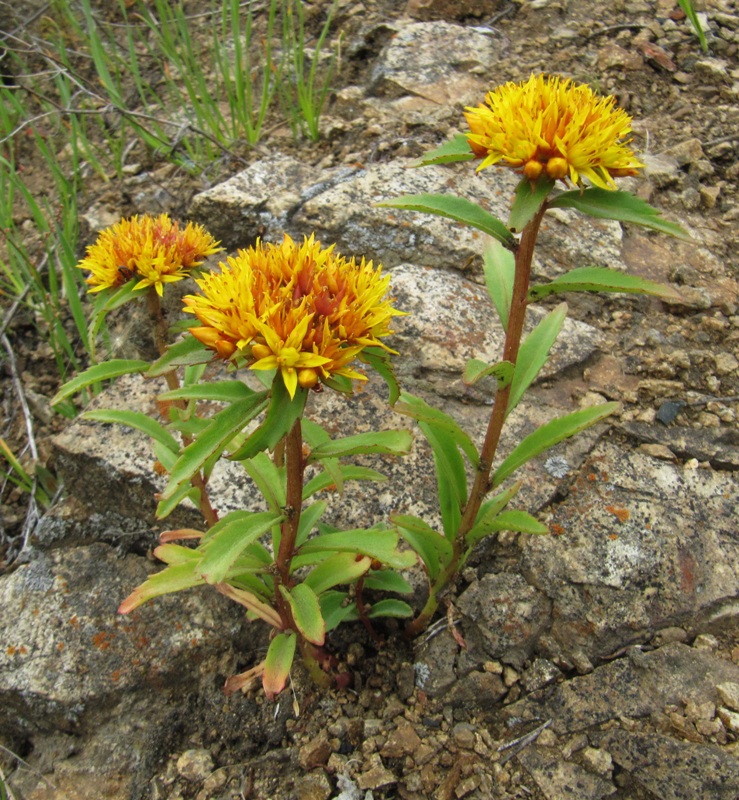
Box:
(0, 0), (341, 385)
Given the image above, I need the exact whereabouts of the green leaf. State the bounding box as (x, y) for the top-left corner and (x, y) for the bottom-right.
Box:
(367, 599), (414, 619)
(363, 569), (413, 594)
(81, 409), (180, 453)
(295, 500), (329, 548)
(483, 237), (516, 328)
(228, 377), (307, 462)
(214, 583), (281, 627)
(302, 418), (344, 494)
(392, 513), (453, 580)
(159, 380), (256, 402)
(156, 480), (201, 521)
(528, 266), (682, 302)
(377, 193), (516, 249)
(241, 452), (286, 513)
(549, 189), (690, 239)
(153, 543), (201, 565)
(160, 392), (270, 501)
(280, 584), (325, 645)
(118, 561), (204, 613)
(298, 529), (416, 570)
(146, 335), (213, 377)
(493, 403), (619, 487)
(410, 133), (475, 167)
(319, 591), (356, 632)
(51, 359), (149, 405)
(487, 509), (549, 535)
(306, 430), (413, 462)
(508, 177), (555, 233)
(263, 632), (297, 700)
(302, 465), (388, 501)
(303, 552), (372, 595)
(507, 303), (567, 415)
(463, 359), (514, 389)
(199, 510), (283, 584)
(358, 346), (401, 405)
(394, 392), (478, 467)
(678, 0), (708, 51)
(466, 482), (522, 545)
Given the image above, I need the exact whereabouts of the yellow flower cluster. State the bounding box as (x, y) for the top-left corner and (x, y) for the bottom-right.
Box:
(77, 214), (222, 295)
(184, 235), (402, 398)
(465, 73), (643, 189)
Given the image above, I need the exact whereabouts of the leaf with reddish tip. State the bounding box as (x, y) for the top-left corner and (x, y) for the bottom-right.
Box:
(263, 632), (297, 700)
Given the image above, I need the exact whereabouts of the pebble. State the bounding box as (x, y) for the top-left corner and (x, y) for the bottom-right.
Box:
(298, 730), (332, 770)
(716, 682), (739, 712)
(693, 633), (720, 651)
(176, 749), (214, 782)
(581, 746), (613, 778)
(717, 706), (739, 734)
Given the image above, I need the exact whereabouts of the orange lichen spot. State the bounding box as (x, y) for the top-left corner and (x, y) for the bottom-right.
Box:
(601, 471), (609, 480)
(92, 631), (112, 650)
(57, 642), (65, 652)
(6, 646), (16, 656)
(19, 646), (27, 655)
(587, 473), (597, 482)
(68, 615), (80, 628)
(550, 524), (566, 536)
(609, 533), (619, 540)
(645, 522), (652, 530)
(32, 608), (40, 616)
(110, 670), (122, 683)
(605, 505), (630, 523)
(190, 638), (199, 647)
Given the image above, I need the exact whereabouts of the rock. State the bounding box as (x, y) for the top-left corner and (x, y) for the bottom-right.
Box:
(597, 729), (739, 799)
(640, 153), (681, 188)
(294, 770), (333, 800)
(357, 753), (397, 789)
(299, 730), (332, 769)
(521, 439), (739, 663)
(176, 749), (214, 782)
(380, 718), (422, 758)
(368, 21), (498, 106)
(716, 682), (739, 712)
(405, 0), (504, 21)
(516, 745), (617, 799)
(451, 722), (477, 749)
(457, 573), (551, 665)
(663, 138), (705, 167)
(521, 658), (562, 693)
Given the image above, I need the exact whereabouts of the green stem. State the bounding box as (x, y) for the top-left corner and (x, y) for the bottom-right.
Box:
(405, 204), (547, 640)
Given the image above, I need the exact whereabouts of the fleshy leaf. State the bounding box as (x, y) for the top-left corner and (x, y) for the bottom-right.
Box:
(295, 500), (329, 548)
(548, 189), (690, 239)
(158, 380), (256, 402)
(463, 359), (514, 389)
(362, 569), (413, 594)
(528, 266), (682, 302)
(367, 599), (414, 619)
(51, 359), (149, 405)
(146, 335), (213, 376)
(483, 237), (516, 328)
(241, 452), (286, 513)
(302, 553), (372, 594)
(493, 403), (619, 487)
(198, 510), (283, 584)
(483, 509), (549, 535)
(507, 303), (567, 415)
(358, 346), (401, 405)
(392, 514), (453, 581)
(159, 392), (270, 501)
(377, 193), (516, 249)
(263, 632), (297, 700)
(298, 529), (416, 570)
(306, 430), (412, 462)
(302, 418), (344, 494)
(508, 177), (555, 233)
(118, 561), (203, 614)
(153, 543), (201, 565)
(410, 134), (475, 167)
(215, 583), (282, 627)
(302, 466), (387, 501)
(228, 376), (307, 462)
(319, 591), (356, 632)
(466, 482), (522, 545)
(81, 409), (180, 453)
(280, 584), (325, 645)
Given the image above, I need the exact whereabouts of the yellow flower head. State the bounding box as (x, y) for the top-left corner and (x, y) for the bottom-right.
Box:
(464, 74), (643, 190)
(77, 214), (222, 295)
(183, 234), (403, 398)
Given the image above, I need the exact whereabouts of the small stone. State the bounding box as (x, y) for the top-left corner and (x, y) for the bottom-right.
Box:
(295, 771), (333, 800)
(718, 706), (739, 734)
(299, 730), (332, 770)
(176, 749), (214, 782)
(364, 718), (383, 738)
(562, 733), (589, 759)
(716, 682), (739, 712)
(693, 634), (720, 652)
(664, 138), (705, 166)
(536, 728), (559, 747)
(380, 719), (422, 758)
(714, 352), (739, 376)
(521, 658), (562, 693)
(638, 444), (677, 462)
(503, 666), (519, 687)
(357, 754), (397, 790)
(653, 627), (688, 645)
(700, 185), (721, 208)
(452, 723), (477, 750)
(695, 717), (724, 737)
(685, 699), (715, 722)
(581, 746), (613, 778)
